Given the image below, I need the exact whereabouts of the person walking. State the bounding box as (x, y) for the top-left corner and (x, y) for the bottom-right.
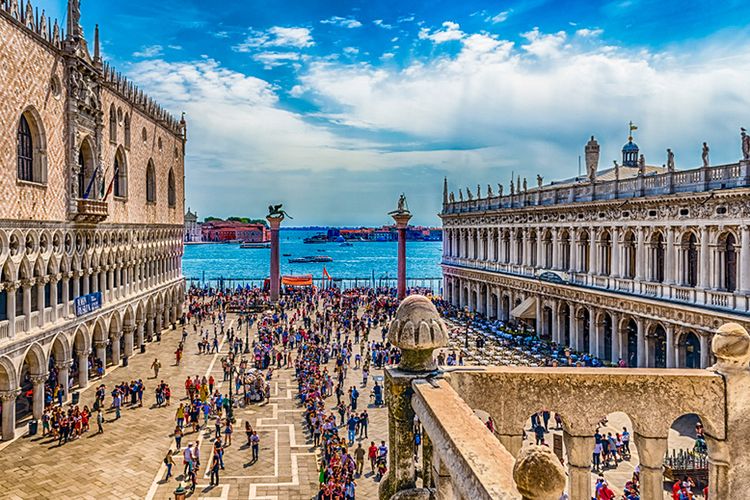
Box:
(183, 443), (194, 475)
(209, 452), (221, 486)
(151, 358), (161, 378)
(174, 426), (183, 451)
(164, 450), (176, 480)
(250, 431), (260, 463)
(354, 442), (365, 476)
(368, 441), (378, 473)
(96, 410), (104, 434)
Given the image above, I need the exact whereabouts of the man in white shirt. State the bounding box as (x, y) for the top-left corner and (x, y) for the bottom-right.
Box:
(183, 443), (193, 475)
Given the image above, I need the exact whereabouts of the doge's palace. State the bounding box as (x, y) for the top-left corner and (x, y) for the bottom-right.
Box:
(441, 128), (750, 370)
(0, 0), (185, 439)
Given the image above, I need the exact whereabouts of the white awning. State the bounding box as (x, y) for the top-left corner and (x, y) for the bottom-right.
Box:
(510, 296), (537, 319)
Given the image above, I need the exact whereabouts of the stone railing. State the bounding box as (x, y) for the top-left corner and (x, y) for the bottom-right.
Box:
(442, 257), (750, 313)
(443, 160), (750, 214)
(381, 295), (750, 500)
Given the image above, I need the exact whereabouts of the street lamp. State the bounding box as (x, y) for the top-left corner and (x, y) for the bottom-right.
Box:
(227, 364), (235, 422)
(244, 314), (250, 354)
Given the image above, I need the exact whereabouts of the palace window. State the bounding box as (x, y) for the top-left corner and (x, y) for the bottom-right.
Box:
(146, 160), (156, 203)
(124, 114), (131, 149)
(560, 231), (571, 270)
(579, 232), (590, 273)
(600, 231), (612, 276)
(652, 233), (665, 283)
(17, 115), (33, 181)
(114, 148), (128, 198)
(109, 105), (117, 143)
(685, 233), (698, 287)
(77, 139), (96, 199)
(17, 110), (47, 184)
(723, 233), (737, 292)
(168, 168), (176, 207)
(623, 231), (636, 279)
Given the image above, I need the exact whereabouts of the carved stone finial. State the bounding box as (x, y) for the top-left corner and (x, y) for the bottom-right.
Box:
(711, 322), (750, 371)
(512, 445), (566, 500)
(388, 295), (448, 372)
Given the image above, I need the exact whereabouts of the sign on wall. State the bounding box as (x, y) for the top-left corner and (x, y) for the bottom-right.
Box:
(74, 292), (102, 317)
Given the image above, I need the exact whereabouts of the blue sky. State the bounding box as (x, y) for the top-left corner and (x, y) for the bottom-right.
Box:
(49, 0), (750, 225)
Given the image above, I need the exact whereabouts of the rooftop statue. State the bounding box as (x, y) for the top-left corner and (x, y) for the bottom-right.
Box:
(742, 128), (750, 161)
(476, 184), (481, 199)
(466, 187), (473, 201)
(267, 204), (293, 219)
(522, 177), (527, 193)
(536, 174), (543, 189)
(667, 148), (675, 172)
(638, 154), (646, 175)
(394, 193), (410, 214)
(510, 178), (515, 195)
(449, 192), (455, 203)
(702, 142), (710, 168)
(497, 184), (504, 197)
(459, 189), (463, 201)
(487, 184), (493, 197)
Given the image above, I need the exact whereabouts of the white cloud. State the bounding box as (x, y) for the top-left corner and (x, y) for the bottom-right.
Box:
(373, 19), (393, 29)
(133, 44), (163, 58)
(418, 21), (465, 44)
(212, 31), (230, 39)
(234, 26), (314, 52)
(321, 16), (362, 28)
(253, 51), (301, 69)
(343, 47), (359, 55)
(576, 28), (604, 37)
(487, 10), (510, 24)
(521, 27), (567, 57)
(168, 45), (183, 50)
(381, 52), (395, 60)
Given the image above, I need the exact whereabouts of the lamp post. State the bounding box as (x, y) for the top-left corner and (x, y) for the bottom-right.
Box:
(227, 364), (235, 422)
(244, 315), (250, 354)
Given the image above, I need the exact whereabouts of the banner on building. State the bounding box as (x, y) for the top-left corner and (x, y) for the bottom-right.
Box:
(74, 292), (102, 317)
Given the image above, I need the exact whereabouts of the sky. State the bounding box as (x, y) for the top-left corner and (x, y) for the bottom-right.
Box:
(47, 0), (750, 225)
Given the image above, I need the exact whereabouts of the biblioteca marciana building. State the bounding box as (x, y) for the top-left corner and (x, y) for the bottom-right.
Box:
(0, 1), (185, 439)
(441, 127), (750, 370)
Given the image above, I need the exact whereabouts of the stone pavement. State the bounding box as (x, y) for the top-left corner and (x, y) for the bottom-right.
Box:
(0, 312), (390, 500)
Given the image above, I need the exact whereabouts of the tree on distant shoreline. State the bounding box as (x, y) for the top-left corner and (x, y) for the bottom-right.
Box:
(203, 216), (268, 227)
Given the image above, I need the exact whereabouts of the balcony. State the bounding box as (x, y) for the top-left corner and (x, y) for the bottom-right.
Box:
(74, 198), (108, 223)
(381, 295), (749, 500)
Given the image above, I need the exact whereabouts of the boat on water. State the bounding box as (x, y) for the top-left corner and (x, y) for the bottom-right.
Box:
(282, 253), (292, 257)
(340, 242), (354, 247)
(288, 255), (333, 263)
(239, 242), (271, 249)
(303, 234), (328, 244)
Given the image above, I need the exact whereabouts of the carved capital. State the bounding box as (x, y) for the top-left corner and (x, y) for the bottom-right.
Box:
(94, 340), (108, 349)
(75, 348), (90, 357)
(30, 374), (49, 385)
(55, 359), (73, 371)
(0, 389), (21, 402)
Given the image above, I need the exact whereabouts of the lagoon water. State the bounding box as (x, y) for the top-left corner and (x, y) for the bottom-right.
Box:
(182, 229), (443, 283)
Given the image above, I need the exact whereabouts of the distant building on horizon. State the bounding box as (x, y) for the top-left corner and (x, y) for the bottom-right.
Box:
(201, 219), (269, 243)
(184, 208), (202, 242)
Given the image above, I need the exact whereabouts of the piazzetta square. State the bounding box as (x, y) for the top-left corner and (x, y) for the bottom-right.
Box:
(1, 1), (750, 499)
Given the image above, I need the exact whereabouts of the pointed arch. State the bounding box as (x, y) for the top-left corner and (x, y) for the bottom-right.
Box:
(146, 159), (156, 203)
(17, 106), (48, 184)
(167, 167), (176, 207)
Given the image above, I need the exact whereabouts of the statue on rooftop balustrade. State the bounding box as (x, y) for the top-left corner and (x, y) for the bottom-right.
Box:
(449, 192), (455, 203)
(667, 149), (675, 172)
(742, 128), (750, 161)
(638, 154), (646, 175)
(536, 175), (543, 189)
(585, 135), (600, 181)
(476, 184), (481, 199)
(466, 187), (473, 200)
(498, 184), (503, 197)
(702, 142), (710, 167)
(522, 177), (527, 193)
(487, 184), (493, 197)
(510, 178), (515, 195)
(459, 189), (463, 201)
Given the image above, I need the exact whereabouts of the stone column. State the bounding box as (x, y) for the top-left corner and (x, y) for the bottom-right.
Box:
(146, 314), (154, 341)
(136, 321), (145, 350)
(380, 295), (448, 499)
(76, 348), (89, 389)
(551, 230), (559, 270)
(569, 310), (577, 352)
(611, 312), (621, 363)
(0, 390), (20, 441)
(266, 214), (284, 303)
(699, 226), (710, 289)
(551, 303), (559, 344)
(589, 228), (597, 277)
(569, 228), (578, 273)
(707, 323), (750, 498)
(740, 225), (750, 293)
(563, 433), (592, 500)
(55, 360), (70, 403)
(633, 434), (668, 500)
(700, 334), (710, 368)
(666, 324), (676, 368)
(611, 227), (621, 279)
(665, 227), (676, 285)
(635, 227), (646, 281)
(123, 325), (134, 358)
(22, 279), (32, 332)
(110, 333), (122, 366)
(6, 282), (17, 338)
(486, 286), (492, 319)
(594, 313), (604, 359)
(636, 317), (646, 367)
(35, 279), (46, 328)
(31, 374), (47, 420)
(95, 340), (108, 374)
(49, 275), (59, 323)
(392, 211), (413, 300)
